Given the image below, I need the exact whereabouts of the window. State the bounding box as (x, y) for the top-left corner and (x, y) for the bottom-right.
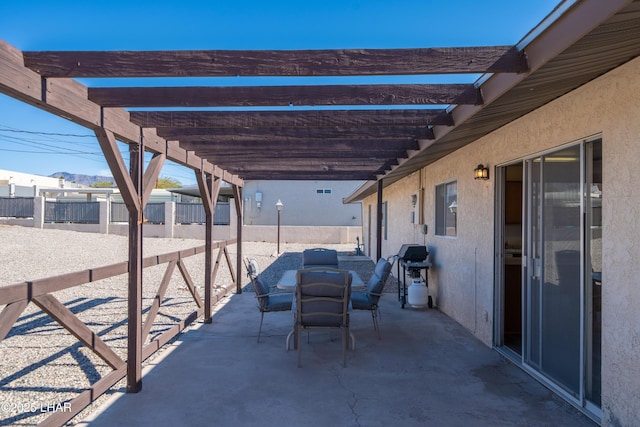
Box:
(435, 180), (457, 236)
(316, 188), (332, 194)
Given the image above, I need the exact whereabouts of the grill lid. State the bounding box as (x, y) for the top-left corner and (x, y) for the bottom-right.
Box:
(397, 244), (428, 262)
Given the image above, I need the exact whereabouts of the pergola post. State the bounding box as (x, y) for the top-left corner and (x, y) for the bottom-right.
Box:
(127, 139), (144, 393)
(196, 171), (221, 323)
(376, 179), (383, 261)
(233, 185), (243, 294)
(94, 127), (166, 394)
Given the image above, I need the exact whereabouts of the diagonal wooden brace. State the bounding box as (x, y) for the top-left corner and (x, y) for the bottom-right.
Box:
(94, 127), (140, 213)
(32, 294), (125, 370)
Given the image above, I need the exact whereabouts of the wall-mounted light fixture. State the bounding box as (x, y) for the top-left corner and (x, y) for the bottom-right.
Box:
(410, 194), (417, 207)
(474, 164), (489, 180)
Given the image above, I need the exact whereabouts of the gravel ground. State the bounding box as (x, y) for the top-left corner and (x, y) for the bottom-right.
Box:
(0, 225), (394, 426)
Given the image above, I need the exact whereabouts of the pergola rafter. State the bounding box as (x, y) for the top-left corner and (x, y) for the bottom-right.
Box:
(87, 84), (482, 108)
(130, 110), (440, 178)
(155, 125), (434, 141)
(17, 44), (530, 181)
(129, 109), (454, 128)
(23, 46), (528, 77)
(178, 139), (419, 151)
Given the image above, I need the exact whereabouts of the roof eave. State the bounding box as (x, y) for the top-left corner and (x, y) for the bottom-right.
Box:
(344, 0), (636, 202)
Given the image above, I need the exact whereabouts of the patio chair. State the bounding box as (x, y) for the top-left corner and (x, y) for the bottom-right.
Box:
(302, 248), (339, 269)
(350, 257), (394, 339)
(294, 268), (352, 367)
(244, 258), (293, 343)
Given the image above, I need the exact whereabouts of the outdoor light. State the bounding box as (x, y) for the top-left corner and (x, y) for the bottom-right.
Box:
(448, 200), (457, 214)
(474, 164), (489, 180)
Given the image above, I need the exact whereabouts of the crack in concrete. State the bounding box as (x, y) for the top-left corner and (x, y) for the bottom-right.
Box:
(335, 371), (362, 427)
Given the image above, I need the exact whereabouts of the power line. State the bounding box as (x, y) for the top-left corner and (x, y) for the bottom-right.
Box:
(0, 134), (102, 155)
(0, 148), (97, 154)
(0, 124), (196, 184)
(0, 125), (94, 138)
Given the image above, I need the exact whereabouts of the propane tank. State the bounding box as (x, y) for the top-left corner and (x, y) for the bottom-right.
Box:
(407, 270), (429, 308)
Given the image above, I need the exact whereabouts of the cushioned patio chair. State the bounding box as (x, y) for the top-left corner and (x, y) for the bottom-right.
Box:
(302, 248), (339, 269)
(244, 258), (293, 343)
(294, 268), (352, 367)
(350, 257), (394, 339)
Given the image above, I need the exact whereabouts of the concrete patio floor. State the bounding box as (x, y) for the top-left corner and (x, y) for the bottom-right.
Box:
(79, 293), (596, 427)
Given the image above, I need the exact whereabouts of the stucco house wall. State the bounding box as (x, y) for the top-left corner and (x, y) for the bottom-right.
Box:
(362, 56), (640, 425)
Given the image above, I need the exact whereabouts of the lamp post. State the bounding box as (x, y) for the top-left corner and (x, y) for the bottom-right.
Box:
(275, 199), (283, 255)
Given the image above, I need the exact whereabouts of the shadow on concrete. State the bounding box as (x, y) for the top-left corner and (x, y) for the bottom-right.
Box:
(79, 293), (596, 427)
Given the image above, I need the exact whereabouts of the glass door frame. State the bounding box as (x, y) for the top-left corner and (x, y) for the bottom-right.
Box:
(583, 139), (603, 417)
(494, 136), (602, 421)
(522, 143), (585, 404)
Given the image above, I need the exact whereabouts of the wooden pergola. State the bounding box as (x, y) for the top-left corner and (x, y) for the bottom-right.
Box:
(0, 39), (533, 426)
(2, 1), (640, 424)
(1, 42), (526, 384)
(15, 45), (529, 260)
(0, 41), (528, 407)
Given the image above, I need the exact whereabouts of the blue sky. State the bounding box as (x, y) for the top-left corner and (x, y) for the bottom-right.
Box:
(0, 0), (561, 185)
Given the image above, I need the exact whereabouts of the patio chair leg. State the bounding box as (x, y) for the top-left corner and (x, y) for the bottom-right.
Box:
(286, 329), (294, 351)
(342, 328), (348, 367)
(342, 328), (356, 368)
(257, 312), (265, 343)
(372, 308), (381, 340)
(297, 326), (303, 368)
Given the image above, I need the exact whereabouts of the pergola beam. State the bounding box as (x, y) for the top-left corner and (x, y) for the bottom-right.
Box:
(130, 109), (454, 128)
(178, 139), (420, 152)
(223, 159), (393, 168)
(157, 125), (434, 141)
(23, 46), (527, 77)
(202, 153), (397, 166)
(234, 171), (378, 180)
(88, 84), (482, 108)
(192, 151), (409, 161)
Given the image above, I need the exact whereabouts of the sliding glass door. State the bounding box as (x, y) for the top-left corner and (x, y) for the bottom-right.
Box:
(497, 138), (602, 415)
(525, 145), (582, 396)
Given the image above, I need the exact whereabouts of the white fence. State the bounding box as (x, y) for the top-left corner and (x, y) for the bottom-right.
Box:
(0, 197), (362, 244)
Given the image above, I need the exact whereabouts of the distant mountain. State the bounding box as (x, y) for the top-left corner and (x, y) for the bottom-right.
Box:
(49, 172), (115, 187)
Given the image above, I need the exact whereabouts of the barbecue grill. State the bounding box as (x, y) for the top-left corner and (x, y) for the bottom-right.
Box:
(396, 244), (432, 308)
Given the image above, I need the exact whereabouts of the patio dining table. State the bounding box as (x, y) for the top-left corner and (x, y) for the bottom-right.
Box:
(276, 269), (365, 290)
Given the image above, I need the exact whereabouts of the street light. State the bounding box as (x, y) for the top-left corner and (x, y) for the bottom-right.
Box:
(275, 199), (283, 255)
